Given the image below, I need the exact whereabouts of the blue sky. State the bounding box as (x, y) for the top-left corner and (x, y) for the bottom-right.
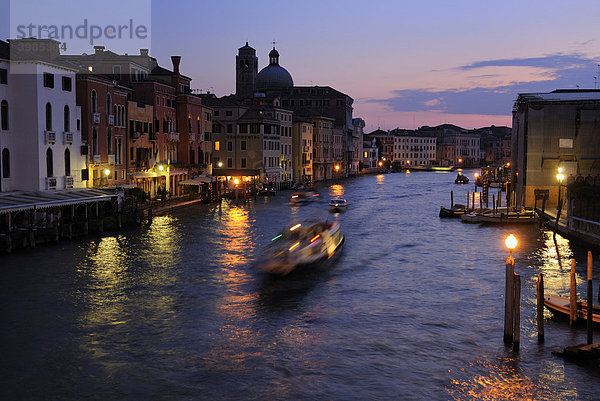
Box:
(2, 0), (600, 131)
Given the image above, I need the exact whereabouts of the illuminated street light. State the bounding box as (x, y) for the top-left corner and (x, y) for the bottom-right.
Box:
(557, 167), (565, 209)
(104, 168), (110, 176)
(378, 161), (383, 167)
(335, 165), (340, 171)
(158, 165), (164, 171)
(458, 158), (463, 163)
(217, 161), (223, 167)
(505, 234), (518, 259)
(234, 178), (239, 185)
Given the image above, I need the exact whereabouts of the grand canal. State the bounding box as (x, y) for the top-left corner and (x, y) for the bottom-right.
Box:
(1, 171), (599, 400)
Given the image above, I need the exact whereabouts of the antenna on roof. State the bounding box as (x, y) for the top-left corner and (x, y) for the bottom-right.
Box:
(272, 40), (276, 49)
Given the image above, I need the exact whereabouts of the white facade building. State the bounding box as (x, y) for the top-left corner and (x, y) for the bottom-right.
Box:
(8, 39), (86, 191)
(393, 135), (437, 167)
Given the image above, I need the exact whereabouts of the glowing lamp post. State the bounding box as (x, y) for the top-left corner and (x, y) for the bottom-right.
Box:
(556, 167), (565, 209)
(505, 233), (518, 260)
(217, 161), (223, 168)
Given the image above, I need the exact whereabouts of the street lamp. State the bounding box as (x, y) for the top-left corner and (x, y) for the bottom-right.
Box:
(505, 233), (518, 260)
(217, 161), (223, 168)
(556, 167), (565, 208)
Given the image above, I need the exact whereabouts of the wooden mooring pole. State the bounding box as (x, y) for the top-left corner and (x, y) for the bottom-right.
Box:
(450, 190), (454, 208)
(537, 272), (545, 342)
(513, 273), (521, 353)
(570, 259), (577, 327)
(467, 192), (470, 211)
(587, 251), (593, 345)
(504, 255), (515, 344)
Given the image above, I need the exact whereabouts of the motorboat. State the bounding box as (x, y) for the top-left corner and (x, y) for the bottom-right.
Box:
(329, 198), (348, 212)
(290, 191), (319, 204)
(454, 172), (470, 184)
(259, 222), (345, 276)
(461, 207), (537, 224)
(439, 204), (467, 218)
(544, 294), (600, 325)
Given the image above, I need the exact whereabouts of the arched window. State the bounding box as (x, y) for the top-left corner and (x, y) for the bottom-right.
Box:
(2, 148), (9, 178)
(92, 128), (98, 156)
(46, 148), (53, 177)
(107, 128), (112, 154)
(91, 90), (97, 113)
(64, 105), (70, 132)
(64, 148), (70, 176)
(1, 100), (8, 130)
(45, 102), (52, 131)
(114, 105), (118, 126)
(106, 93), (111, 116)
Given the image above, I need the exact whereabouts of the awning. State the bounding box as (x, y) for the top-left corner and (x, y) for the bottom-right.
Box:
(0, 189), (117, 214)
(180, 176), (212, 185)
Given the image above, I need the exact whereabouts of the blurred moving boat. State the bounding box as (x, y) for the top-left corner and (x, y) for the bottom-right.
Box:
(290, 191), (319, 204)
(454, 172), (469, 184)
(259, 222), (345, 276)
(329, 198), (347, 213)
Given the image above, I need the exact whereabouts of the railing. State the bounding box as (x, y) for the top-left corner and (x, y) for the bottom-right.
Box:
(108, 154), (116, 165)
(92, 154), (101, 164)
(569, 216), (600, 241)
(45, 176), (57, 190)
(92, 113), (100, 124)
(64, 176), (74, 189)
(108, 115), (114, 125)
(169, 132), (180, 141)
(44, 130), (56, 144)
(63, 131), (73, 144)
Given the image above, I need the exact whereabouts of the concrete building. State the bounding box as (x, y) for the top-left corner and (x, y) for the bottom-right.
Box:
(418, 125), (480, 168)
(512, 89), (600, 207)
(390, 129), (437, 168)
(351, 118), (365, 176)
(6, 39), (86, 191)
(292, 118), (313, 183)
(310, 116), (335, 181)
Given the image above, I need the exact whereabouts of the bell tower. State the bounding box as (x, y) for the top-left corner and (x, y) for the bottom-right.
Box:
(236, 42), (258, 98)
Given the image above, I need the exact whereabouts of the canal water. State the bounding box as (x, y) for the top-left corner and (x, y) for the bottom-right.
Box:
(1, 171), (599, 400)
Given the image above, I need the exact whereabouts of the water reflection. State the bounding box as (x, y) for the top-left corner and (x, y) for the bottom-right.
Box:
(329, 184), (345, 198)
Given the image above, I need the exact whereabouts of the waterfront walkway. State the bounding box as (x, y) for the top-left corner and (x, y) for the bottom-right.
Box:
(537, 208), (600, 249)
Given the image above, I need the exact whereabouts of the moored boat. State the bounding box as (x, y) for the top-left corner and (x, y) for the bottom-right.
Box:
(439, 204), (467, 218)
(544, 294), (600, 325)
(329, 198), (348, 212)
(461, 208), (537, 224)
(259, 222), (345, 276)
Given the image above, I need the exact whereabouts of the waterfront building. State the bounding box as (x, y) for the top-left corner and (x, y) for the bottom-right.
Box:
(475, 126), (511, 166)
(332, 128), (345, 176)
(418, 124), (480, 168)
(5, 38), (86, 191)
(365, 129), (394, 163)
(389, 129), (437, 168)
(310, 116), (335, 181)
(512, 89), (600, 207)
(76, 73), (130, 188)
(362, 136), (379, 168)
(292, 118), (314, 183)
(351, 118), (365, 176)
(127, 100), (159, 196)
(0, 41), (12, 192)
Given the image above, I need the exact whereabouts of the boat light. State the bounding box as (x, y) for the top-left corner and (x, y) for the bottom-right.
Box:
(310, 234), (321, 243)
(312, 194), (319, 197)
(475, 173), (479, 178)
(291, 195), (298, 198)
(290, 223), (301, 231)
(289, 242), (300, 251)
(271, 234), (282, 241)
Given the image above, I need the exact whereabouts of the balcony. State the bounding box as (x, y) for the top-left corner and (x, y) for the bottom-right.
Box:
(45, 177), (57, 190)
(44, 130), (56, 144)
(189, 132), (196, 142)
(169, 132), (180, 141)
(108, 154), (115, 165)
(108, 114), (114, 126)
(64, 176), (74, 189)
(92, 154), (101, 164)
(92, 113), (100, 124)
(63, 131), (73, 144)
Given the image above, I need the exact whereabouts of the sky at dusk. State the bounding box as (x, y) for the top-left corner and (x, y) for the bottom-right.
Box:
(2, 0), (600, 132)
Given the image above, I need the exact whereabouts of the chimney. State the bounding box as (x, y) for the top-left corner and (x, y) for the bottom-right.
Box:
(171, 56), (181, 74)
(140, 49), (149, 56)
(94, 45), (105, 55)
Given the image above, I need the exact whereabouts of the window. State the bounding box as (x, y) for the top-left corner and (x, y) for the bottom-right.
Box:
(1, 100), (8, 130)
(227, 124), (233, 133)
(113, 65), (121, 80)
(116, 138), (122, 164)
(2, 148), (9, 178)
(241, 140), (246, 151)
(227, 141), (233, 152)
(0, 68), (7, 84)
(91, 90), (97, 113)
(63, 105), (70, 132)
(214, 110), (220, 117)
(62, 76), (72, 91)
(214, 141), (220, 151)
(107, 129), (112, 154)
(92, 128), (98, 155)
(64, 148), (71, 176)
(45, 103), (52, 131)
(43, 73), (54, 88)
(77, 119), (80, 131)
(227, 158), (232, 168)
(46, 148), (53, 177)
(106, 93), (111, 116)
(225, 110), (232, 117)
(241, 158), (246, 168)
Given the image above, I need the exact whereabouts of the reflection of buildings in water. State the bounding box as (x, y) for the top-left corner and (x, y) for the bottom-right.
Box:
(145, 215), (183, 269)
(534, 231), (574, 296)
(376, 174), (385, 185)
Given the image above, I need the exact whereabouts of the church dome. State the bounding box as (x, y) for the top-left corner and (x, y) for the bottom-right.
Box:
(255, 47), (293, 91)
